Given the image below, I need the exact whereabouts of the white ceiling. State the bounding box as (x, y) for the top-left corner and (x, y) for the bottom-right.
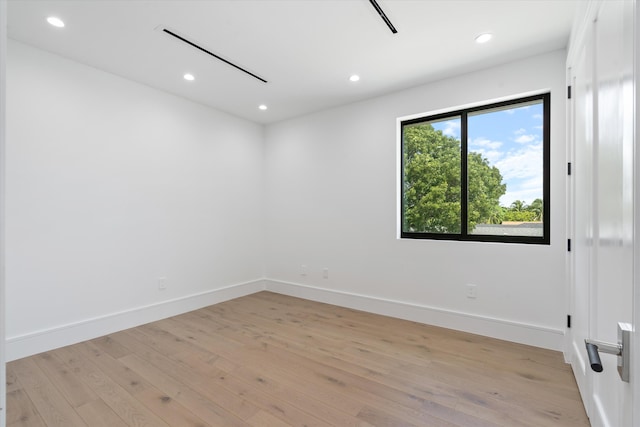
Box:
(7, 0), (579, 124)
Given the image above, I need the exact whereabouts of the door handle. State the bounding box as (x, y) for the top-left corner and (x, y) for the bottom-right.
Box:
(584, 322), (632, 382)
(585, 340), (619, 372)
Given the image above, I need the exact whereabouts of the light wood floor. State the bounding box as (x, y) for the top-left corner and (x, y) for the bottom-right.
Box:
(7, 291), (590, 427)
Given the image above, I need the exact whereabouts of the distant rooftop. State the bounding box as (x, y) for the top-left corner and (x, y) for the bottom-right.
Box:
(474, 223), (543, 237)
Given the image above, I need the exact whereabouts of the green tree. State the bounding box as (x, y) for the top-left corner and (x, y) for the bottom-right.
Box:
(487, 206), (506, 225)
(467, 152), (507, 230)
(509, 200), (526, 212)
(502, 199), (542, 222)
(503, 210), (537, 222)
(403, 124), (506, 233)
(529, 198), (543, 221)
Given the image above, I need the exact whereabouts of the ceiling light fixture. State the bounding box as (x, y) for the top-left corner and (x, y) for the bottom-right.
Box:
(349, 75), (360, 82)
(47, 16), (65, 28)
(368, 0), (398, 34)
(183, 73), (195, 81)
(475, 33), (493, 44)
(162, 28), (268, 84)
(259, 105), (268, 111)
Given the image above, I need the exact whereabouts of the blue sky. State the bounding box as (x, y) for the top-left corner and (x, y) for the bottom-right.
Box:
(432, 101), (543, 207)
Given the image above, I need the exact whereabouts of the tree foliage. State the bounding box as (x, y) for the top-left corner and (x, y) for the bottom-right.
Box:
(502, 199), (543, 222)
(403, 124), (506, 233)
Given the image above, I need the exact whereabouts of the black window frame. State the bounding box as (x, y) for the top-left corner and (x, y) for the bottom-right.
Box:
(400, 93), (550, 245)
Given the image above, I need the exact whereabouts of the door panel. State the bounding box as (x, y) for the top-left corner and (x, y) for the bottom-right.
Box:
(570, 20), (594, 418)
(0, 0), (6, 425)
(592, 1), (634, 426)
(569, 1), (635, 426)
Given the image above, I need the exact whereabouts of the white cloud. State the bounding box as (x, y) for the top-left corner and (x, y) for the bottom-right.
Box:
(441, 120), (460, 138)
(475, 149), (504, 164)
(533, 113), (543, 120)
(499, 166), (544, 207)
(504, 109), (516, 115)
(470, 137), (503, 150)
(514, 134), (536, 144)
(495, 143), (543, 182)
(499, 187), (543, 207)
(470, 137), (505, 164)
(514, 128), (527, 135)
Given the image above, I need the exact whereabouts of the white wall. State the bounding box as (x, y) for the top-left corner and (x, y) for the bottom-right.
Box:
(5, 41), (265, 360)
(6, 40), (568, 361)
(264, 50), (568, 350)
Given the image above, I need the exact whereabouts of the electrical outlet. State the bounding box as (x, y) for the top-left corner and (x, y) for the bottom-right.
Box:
(158, 277), (167, 291)
(466, 284), (477, 299)
(323, 268), (329, 279)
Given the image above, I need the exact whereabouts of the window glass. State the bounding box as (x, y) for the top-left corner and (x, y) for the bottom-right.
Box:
(403, 117), (461, 234)
(400, 94), (549, 244)
(467, 100), (544, 237)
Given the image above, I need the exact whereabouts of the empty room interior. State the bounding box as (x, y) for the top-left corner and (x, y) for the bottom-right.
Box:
(1, 0), (639, 426)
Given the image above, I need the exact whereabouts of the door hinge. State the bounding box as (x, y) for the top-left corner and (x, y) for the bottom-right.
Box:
(568, 85), (572, 99)
(567, 239), (572, 252)
(568, 162), (572, 176)
(567, 315), (571, 328)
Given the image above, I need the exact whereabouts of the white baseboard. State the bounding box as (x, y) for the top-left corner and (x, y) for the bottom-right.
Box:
(6, 277), (565, 361)
(5, 279), (266, 361)
(264, 279), (565, 351)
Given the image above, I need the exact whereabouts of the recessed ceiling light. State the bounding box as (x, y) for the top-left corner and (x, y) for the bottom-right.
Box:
(183, 73), (195, 81)
(258, 105), (268, 111)
(349, 75), (360, 82)
(475, 33), (493, 44)
(47, 16), (65, 28)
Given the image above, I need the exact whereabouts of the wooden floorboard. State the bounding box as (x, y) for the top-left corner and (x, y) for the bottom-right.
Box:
(7, 291), (590, 426)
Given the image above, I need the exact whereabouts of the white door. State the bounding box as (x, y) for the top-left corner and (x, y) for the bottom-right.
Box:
(568, 1), (636, 426)
(568, 15), (594, 418)
(0, 0), (7, 425)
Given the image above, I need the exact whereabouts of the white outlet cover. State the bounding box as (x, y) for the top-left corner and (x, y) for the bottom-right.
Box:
(466, 284), (477, 298)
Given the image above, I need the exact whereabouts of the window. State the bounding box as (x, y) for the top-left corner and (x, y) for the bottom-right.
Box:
(401, 93), (550, 244)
